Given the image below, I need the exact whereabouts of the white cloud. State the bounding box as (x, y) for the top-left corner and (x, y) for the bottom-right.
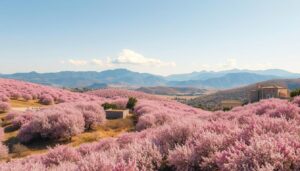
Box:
(244, 62), (273, 70)
(68, 59), (88, 66)
(62, 49), (175, 70)
(222, 58), (237, 69)
(91, 58), (113, 67)
(111, 49), (176, 67)
(197, 58), (273, 71)
(199, 58), (237, 71)
(91, 59), (104, 66)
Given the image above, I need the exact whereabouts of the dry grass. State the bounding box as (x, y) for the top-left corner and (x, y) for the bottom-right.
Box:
(0, 100), (136, 160)
(10, 100), (43, 108)
(71, 115), (135, 146)
(0, 112), (8, 121)
(4, 116), (135, 159)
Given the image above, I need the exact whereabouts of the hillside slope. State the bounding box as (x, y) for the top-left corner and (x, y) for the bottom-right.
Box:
(188, 78), (300, 110)
(166, 69), (300, 81)
(0, 69), (165, 88)
(136, 86), (209, 96)
(167, 73), (279, 89)
(2, 79), (300, 170)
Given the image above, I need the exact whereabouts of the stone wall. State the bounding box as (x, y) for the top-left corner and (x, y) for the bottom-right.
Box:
(105, 109), (129, 119)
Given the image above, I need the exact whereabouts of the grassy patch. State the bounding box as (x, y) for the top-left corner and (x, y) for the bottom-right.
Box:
(71, 115), (135, 146)
(0, 112), (8, 122)
(10, 100), (43, 108)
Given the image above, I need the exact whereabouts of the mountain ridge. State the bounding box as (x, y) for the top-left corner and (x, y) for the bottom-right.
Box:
(1, 68), (299, 89)
(167, 72), (281, 89)
(166, 69), (300, 81)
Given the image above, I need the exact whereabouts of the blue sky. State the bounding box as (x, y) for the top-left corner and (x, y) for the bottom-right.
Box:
(0, 0), (300, 75)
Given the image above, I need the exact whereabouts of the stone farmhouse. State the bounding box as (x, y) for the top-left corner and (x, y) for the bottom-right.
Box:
(105, 109), (130, 119)
(250, 84), (289, 103)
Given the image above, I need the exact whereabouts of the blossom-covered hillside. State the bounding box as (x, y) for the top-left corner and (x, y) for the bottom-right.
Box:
(87, 88), (165, 101)
(1, 79), (300, 171)
(0, 78), (104, 104)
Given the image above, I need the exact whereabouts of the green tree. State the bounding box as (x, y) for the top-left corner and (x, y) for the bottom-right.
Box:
(126, 97), (137, 110)
(101, 103), (118, 110)
(291, 89), (300, 97)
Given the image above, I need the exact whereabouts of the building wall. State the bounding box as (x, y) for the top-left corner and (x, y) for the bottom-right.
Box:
(278, 89), (289, 98)
(261, 88), (278, 99)
(106, 110), (129, 119)
(249, 87), (290, 103)
(250, 90), (259, 103)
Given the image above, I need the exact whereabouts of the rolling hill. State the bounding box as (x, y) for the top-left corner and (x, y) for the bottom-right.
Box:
(136, 86), (209, 96)
(167, 73), (279, 89)
(188, 78), (300, 110)
(166, 69), (300, 81)
(2, 78), (300, 170)
(0, 69), (166, 88)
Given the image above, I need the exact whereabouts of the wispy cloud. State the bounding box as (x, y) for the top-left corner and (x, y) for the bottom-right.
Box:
(64, 49), (176, 69)
(244, 62), (273, 70)
(68, 59), (88, 66)
(111, 49), (176, 67)
(197, 58), (273, 71)
(91, 59), (104, 66)
(199, 58), (237, 71)
(91, 58), (113, 67)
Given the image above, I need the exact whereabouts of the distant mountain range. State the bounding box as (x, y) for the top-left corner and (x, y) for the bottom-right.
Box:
(136, 86), (210, 96)
(167, 73), (280, 89)
(0, 69), (165, 88)
(165, 69), (300, 81)
(188, 78), (300, 110)
(0, 68), (300, 89)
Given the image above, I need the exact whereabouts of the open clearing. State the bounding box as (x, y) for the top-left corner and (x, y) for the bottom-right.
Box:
(0, 100), (135, 160)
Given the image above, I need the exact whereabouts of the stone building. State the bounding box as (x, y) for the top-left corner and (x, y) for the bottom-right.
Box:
(105, 109), (129, 119)
(250, 85), (289, 103)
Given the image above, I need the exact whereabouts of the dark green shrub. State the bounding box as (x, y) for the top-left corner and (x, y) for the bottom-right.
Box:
(223, 107), (231, 111)
(291, 89), (300, 98)
(126, 97), (137, 110)
(101, 103), (118, 110)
